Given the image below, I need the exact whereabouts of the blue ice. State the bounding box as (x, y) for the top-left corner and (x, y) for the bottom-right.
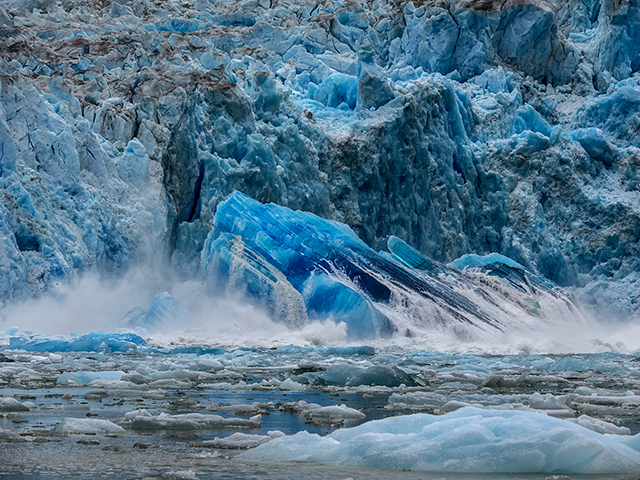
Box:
(241, 407), (640, 474)
(5, 332), (147, 353)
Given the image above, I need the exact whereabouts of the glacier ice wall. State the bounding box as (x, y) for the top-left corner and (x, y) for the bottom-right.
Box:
(200, 191), (584, 341)
(0, 0), (639, 321)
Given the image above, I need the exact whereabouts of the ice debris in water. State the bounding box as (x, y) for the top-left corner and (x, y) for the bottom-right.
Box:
(122, 409), (262, 430)
(241, 407), (640, 474)
(56, 370), (124, 385)
(0, 397), (30, 412)
(288, 364), (419, 388)
(190, 431), (285, 450)
(7, 332), (147, 353)
(53, 418), (125, 436)
(282, 401), (365, 425)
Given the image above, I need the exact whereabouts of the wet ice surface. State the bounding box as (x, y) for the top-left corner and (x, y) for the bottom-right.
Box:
(1, 344), (640, 479)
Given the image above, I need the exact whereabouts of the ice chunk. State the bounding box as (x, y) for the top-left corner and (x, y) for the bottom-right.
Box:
(190, 431), (284, 449)
(279, 378), (305, 391)
(451, 253), (527, 271)
(387, 236), (445, 274)
(123, 409), (262, 429)
(568, 415), (631, 435)
(281, 401), (365, 424)
(9, 332), (147, 353)
(301, 404), (366, 423)
(569, 128), (617, 166)
(317, 364), (418, 387)
(53, 418), (125, 435)
(309, 73), (357, 109)
(512, 105), (553, 138)
(355, 39), (394, 111)
(528, 393), (569, 410)
(57, 371), (124, 385)
(450, 253), (556, 292)
(0, 397), (30, 411)
(241, 407), (640, 474)
(202, 192), (395, 339)
(124, 292), (183, 331)
(0, 427), (29, 443)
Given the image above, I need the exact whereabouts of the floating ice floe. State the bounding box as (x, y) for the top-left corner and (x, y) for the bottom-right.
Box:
(0, 397), (30, 412)
(122, 409), (262, 430)
(282, 400), (366, 425)
(53, 418), (125, 435)
(190, 431), (285, 449)
(241, 407), (640, 474)
(57, 370), (124, 385)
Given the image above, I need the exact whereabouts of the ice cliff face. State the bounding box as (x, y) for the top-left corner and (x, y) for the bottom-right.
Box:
(0, 0), (639, 324)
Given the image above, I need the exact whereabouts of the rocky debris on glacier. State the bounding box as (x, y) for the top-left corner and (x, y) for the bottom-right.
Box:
(0, 0), (639, 325)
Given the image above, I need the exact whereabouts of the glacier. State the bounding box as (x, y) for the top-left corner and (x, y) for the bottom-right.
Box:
(199, 190), (584, 342)
(0, 0), (639, 328)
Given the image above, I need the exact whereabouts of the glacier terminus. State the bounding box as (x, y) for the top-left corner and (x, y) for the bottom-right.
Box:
(1, 0), (640, 477)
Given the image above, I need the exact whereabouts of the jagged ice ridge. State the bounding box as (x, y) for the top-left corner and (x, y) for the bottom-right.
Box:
(0, 0), (639, 330)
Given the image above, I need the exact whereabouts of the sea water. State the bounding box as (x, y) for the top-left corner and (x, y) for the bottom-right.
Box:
(1, 342), (640, 479)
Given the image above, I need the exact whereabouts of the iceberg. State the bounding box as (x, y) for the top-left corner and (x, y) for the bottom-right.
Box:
(122, 409), (262, 430)
(0, 397), (30, 412)
(189, 431), (285, 449)
(202, 191), (397, 339)
(53, 418), (125, 436)
(5, 332), (147, 353)
(241, 407), (640, 474)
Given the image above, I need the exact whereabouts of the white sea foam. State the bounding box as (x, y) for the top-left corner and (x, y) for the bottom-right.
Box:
(1, 265), (638, 355)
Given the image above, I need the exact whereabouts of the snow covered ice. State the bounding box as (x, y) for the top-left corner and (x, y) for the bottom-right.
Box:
(1, 0), (640, 477)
